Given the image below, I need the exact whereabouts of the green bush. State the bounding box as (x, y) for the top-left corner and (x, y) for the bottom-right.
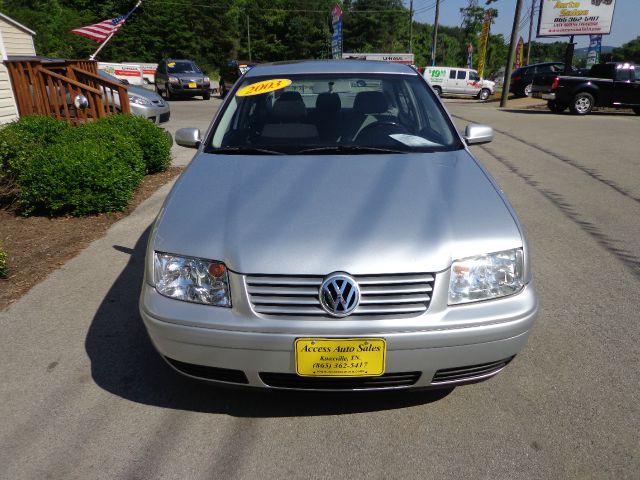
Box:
(0, 116), (70, 186)
(0, 245), (8, 278)
(94, 114), (172, 173)
(19, 136), (144, 216)
(70, 121), (146, 177)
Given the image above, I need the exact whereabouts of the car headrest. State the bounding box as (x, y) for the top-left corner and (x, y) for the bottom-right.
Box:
(315, 92), (341, 113)
(272, 91), (306, 120)
(353, 91), (388, 114)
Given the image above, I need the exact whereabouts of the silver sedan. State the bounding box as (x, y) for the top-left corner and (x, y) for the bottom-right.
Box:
(139, 60), (538, 391)
(97, 70), (170, 124)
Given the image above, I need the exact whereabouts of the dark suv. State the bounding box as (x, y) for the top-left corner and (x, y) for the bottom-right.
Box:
(219, 60), (256, 97)
(510, 62), (569, 97)
(154, 59), (210, 100)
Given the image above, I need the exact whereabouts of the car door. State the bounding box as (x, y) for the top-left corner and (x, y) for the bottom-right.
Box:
(446, 69), (461, 94)
(464, 70), (482, 96)
(156, 61), (167, 91)
(612, 66), (640, 106)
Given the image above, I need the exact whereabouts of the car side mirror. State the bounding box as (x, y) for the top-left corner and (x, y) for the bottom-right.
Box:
(463, 124), (493, 145)
(175, 128), (202, 149)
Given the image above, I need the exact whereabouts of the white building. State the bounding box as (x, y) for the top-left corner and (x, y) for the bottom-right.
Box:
(0, 12), (36, 124)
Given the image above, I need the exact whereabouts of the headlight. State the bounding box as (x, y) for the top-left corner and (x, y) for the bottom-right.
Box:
(154, 252), (231, 307)
(448, 248), (524, 305)
(128, 95), (151, 105)
(203, 76), (210, 85)
(169, 76), (179, 85)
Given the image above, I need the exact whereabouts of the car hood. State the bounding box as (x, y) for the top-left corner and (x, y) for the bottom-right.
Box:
(127, 84), (164, 102)
(152, 150), (523, 275)
(169, 72), (205, 81)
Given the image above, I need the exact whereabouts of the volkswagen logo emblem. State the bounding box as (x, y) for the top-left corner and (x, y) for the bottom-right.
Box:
(319, 273), (360, 317)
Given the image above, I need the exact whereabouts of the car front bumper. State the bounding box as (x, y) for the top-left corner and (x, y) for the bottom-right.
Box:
(140, 280), (538, 391)
(130, 103), (171, 124)
(168, 85), (210, 96)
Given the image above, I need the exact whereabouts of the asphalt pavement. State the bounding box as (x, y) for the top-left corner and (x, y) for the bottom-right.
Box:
(0, 96), (638, 479)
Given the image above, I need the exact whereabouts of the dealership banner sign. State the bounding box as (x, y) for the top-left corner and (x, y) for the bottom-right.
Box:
(537, 0), (616, 37)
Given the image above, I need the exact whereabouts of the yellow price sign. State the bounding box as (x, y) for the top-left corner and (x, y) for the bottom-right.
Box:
(236, 79), (292, 97)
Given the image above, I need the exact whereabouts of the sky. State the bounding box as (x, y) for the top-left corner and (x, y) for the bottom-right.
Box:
(409, 0), (637, 48)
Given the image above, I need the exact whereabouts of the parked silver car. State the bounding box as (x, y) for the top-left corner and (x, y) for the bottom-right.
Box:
(98, 70), (170, 124)
(140, 60), (538, 391)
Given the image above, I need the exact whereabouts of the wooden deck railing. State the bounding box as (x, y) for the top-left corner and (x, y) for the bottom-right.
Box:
(4, 59), (129, 124)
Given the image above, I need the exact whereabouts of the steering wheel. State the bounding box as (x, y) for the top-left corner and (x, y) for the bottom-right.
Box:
(354, 120), (408, 143)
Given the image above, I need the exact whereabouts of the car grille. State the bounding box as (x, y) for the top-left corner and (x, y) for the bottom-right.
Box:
(259, 372), (421, 390)
(245, 273), (435, 318)
(430, 356), (515, 385)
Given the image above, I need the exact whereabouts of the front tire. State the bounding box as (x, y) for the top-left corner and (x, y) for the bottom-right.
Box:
(219, 81), (227, 98)
(523, 83), (533, 97)
(433, 86), (442, 97)
(203, 91), (211, 100)
(633, 107), (640, 115)
(570, 92), (594, 115)
(164, 84), (172, 101)
(478, 88), (491, 101)
(548, 101), (568, 113)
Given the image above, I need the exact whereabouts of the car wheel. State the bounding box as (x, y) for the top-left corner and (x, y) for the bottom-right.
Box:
(433, 86), (442, 97)
(143, 78), (150, 85)
(633, 107), (640, 115)
(478, 88), (491, 101)
(548, 101), (568, 113)
(165, 84), (172, 101)
(219, 82), (227, 98)
(203, 92), (211, 100)
(524, 83), (533, 97)
(570, 92), (594, 115)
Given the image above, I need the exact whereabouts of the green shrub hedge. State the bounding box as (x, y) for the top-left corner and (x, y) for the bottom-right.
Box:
(0, 116), (70, 187)
(0, 113), (172, 216)
(19, 137), (145, 216)
(94, 114), (172, 174)
(0, 245), (8, 278)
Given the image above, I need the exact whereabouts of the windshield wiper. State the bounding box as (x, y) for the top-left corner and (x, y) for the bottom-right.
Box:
(210, 147), (284, 155)
(296, 145), (408, 155)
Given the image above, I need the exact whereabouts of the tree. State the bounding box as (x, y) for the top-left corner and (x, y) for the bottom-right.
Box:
(611, 37), (640, 63)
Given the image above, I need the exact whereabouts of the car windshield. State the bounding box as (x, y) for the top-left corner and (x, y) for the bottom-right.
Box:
(168, 61), (201, 74)
(208, 73), (462, 154)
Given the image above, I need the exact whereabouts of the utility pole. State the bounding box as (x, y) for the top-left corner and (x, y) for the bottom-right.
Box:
(526, 0), (535, 65)
(409, 0), (414, 53)
(500, 0), (524, 108)
(247, 15), (252, 62)
(430, 0), (440, 66)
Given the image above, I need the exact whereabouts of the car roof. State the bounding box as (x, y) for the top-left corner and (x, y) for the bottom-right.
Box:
(164, 59), (197, 63)
(244, 60), (417, 77)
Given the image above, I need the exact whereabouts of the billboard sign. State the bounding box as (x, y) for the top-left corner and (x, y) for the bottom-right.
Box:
(331, 4), (343, 59)
(537, 0), (616, 37)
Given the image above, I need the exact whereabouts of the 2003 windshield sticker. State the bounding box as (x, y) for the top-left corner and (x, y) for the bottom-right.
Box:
(236, 79), (292, 96)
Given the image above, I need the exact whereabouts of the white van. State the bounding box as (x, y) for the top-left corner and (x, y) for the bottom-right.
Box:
(423, 66), (495, 100)
(97, 62), (158, 86)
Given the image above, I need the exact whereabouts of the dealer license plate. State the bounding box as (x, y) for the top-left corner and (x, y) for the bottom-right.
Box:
(295, 338), (386, 377)
(188, 82), (197, 88)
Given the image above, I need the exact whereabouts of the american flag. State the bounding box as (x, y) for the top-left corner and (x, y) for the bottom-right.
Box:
(71, 14), (127, 43)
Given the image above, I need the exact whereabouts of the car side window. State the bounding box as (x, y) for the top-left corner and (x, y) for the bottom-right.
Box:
(457, 71), (466, 80)
(449, 70), (457, 79)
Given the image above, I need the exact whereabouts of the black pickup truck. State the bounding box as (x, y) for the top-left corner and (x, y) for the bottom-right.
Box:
(531, 62), (640, 115)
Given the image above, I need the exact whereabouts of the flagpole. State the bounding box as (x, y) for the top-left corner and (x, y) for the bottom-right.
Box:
(89, 0), (143, 60)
